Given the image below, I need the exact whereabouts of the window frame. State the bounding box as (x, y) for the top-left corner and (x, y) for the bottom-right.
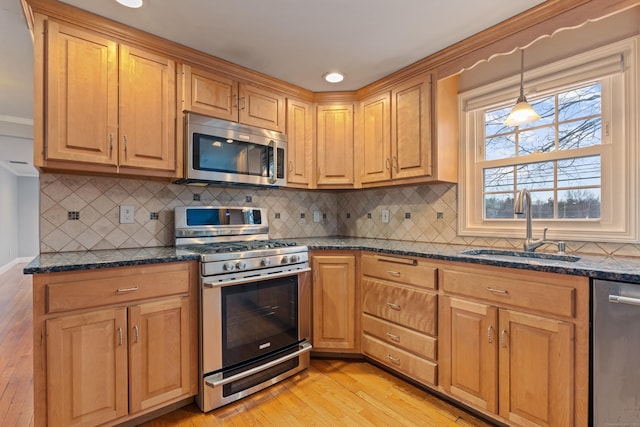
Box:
(458, 37), (639, 243)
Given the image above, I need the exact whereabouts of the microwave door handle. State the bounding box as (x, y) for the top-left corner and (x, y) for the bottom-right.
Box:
(268, 139), (277, 184)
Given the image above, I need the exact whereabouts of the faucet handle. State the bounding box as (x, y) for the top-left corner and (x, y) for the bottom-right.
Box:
(542, 227), (548, 240)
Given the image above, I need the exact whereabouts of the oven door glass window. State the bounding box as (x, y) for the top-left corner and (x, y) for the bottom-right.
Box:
(221, 275), (298, 367)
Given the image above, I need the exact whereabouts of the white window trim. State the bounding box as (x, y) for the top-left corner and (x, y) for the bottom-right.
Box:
(458, 37), (639, 243)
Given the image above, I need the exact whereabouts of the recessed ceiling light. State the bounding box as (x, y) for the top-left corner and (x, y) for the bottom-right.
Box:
(115, 0), (144, 8)
(323, 72), (344, 83)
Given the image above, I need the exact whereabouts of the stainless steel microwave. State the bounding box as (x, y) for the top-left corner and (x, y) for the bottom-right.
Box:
(177, 113), (287, 187)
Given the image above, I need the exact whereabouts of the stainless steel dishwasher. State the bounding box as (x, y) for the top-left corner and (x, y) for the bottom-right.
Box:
(593, 279), (640, 426)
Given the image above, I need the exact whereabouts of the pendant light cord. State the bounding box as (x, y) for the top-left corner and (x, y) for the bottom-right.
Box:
(519, 49), (525, 98)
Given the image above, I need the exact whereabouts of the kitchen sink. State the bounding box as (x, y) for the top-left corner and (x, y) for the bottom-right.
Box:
(460, 248), (581, 263)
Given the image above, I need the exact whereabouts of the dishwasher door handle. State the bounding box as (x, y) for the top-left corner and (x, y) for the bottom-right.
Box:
(608, 294), (640, 306)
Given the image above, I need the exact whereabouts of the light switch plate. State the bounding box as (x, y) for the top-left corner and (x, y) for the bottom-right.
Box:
(313, 210), (321, 223)
(120, 205), (135, 224)
(381, 209), (390, 224)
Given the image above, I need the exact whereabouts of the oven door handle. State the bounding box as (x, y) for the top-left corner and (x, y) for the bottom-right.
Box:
(203, 267), (311, 288)
(204, 341), (313, 388)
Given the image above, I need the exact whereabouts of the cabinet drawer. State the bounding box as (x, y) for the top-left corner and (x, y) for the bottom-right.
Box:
(46, 263), (191, 314)
(362, 335), (437, 386)
(362, 313), (436, 361)
(441, 268), (576, 318)
(362, 279), (437, 335)
(362, 254), (436, 290)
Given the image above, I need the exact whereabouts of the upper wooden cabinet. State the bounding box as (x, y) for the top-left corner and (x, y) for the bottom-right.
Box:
(37, 19), (177, 177)
(182, 65), (285, 133)
(316, 103), (355, 187)
(358, 92), (391, 184)
(286, 98), (314, 187)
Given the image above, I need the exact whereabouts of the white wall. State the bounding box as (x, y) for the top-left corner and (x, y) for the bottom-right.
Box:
(17, 176), (39, 258)
(0, 165), (18, 267)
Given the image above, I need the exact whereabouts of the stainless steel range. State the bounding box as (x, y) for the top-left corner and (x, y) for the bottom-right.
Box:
(175, 206), (312, 412)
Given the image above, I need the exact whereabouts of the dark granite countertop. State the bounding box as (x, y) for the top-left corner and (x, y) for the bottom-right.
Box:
(23, 247), (200, 274)
(23, 236), (640, 283)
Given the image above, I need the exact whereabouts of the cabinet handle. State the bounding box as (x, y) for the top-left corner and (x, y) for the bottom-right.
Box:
(501, 329), (508, 348)
(386, 332), (400, 342)
(392, 156), (399, 172)
(109, 134), (113, 159)
(118, 327), (123, 346)
(123, 135), (128, 155)
(133, 325), (139, 344)
(385, 158), (390, 170)
(386, 270), (401, 277)
(486, 287), (509, 295)
(116, 286), (139, 293)
(386, 302), (401, 311)
(386, 354), (401, 365)
(487, 326), (494, 344)
(240, 96), (246, 110)
(288, 161), (293, 172)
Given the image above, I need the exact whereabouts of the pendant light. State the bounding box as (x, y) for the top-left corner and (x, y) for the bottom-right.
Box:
(504, 49), (541, 127)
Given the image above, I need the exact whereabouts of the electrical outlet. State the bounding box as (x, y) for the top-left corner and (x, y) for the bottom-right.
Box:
(381, 209), (390, 224)
(313, 210), (321, 223)
(120, 205), (135, 224)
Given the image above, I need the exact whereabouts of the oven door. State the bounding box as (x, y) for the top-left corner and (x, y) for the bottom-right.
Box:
(199, 269), (311, 411)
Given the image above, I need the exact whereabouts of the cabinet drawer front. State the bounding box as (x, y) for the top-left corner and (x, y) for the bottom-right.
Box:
(46, 264), (191, 313)
(362, 335), (437, 386)
(362, 254), (436, 290)
(362, 279), (437, 335)
(362, 314), (436, 361)
(441, 268), (575, 318)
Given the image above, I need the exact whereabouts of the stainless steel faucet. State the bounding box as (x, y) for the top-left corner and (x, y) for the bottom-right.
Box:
(514, 189), (566, 253)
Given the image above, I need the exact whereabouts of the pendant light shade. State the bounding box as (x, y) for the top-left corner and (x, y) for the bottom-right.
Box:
(504, 49), (541, 127)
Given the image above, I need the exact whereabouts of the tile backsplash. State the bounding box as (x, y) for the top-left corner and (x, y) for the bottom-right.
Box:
(40, 173), (640, 257)
(39, 174), (337, 252)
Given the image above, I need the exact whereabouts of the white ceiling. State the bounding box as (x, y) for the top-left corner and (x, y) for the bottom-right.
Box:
(0, 0), (547, 177)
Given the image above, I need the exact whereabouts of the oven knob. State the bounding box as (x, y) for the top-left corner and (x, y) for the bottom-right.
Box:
(281, 256), (289, 264)
(261, 258), (271, 267)
(223, 262), (235, 271)
(290, 255), (299, 263)
(236, 262), (247, 270)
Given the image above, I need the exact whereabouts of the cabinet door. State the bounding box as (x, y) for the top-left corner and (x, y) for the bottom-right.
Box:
(128, 297), (191, 413)
(239, 83), (285, 132)
(316, 104), (354, 186)
(286, 98), (314, 186)
(312, 255), (357, 351)
(119, 45), (176, 172)
(45, 20), (118, 165)
(391, 74), (432, 179)
(359, 92), (391, 184)
(46, 308), (128, 427)
(440, 296), (498, 414)
(183, 65), (239, 121)
(498, 309), (574, 426)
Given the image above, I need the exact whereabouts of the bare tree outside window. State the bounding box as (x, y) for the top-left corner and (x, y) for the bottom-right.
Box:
(482, 82), (602, 220)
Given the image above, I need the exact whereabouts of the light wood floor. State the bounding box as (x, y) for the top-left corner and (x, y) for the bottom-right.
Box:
(1, 263), (493, 427)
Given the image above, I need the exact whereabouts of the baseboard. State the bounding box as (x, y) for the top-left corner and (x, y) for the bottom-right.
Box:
(0, 256), (36, 276)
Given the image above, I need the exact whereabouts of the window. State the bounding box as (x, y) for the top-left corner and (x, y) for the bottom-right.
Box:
(459, 38), (638, 242)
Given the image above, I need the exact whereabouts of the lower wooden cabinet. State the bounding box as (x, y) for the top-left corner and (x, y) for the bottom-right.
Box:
(311, 252), (359, 353)
(439, 264), (589, 427)
(33, 262), (199, 427)
(360, 253), (439, 387)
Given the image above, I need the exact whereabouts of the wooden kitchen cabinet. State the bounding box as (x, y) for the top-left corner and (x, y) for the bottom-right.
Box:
(33, 262), (199, 427)
(438, 263), (589, 427)
(38, 18), (177, 177)
(316, 103), (355, 187)
(311, 253), (359, 353)
(357, 74), (432, 186)
(285, 98), (314, 187)
(182, 64), (285, 133)
(360, 253), (438, 387)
